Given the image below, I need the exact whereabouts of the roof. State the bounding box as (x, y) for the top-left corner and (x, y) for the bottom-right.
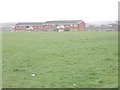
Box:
(16, 22), (44, 26)
(16, 20), (83, 26)
(46, 20), (82, 25)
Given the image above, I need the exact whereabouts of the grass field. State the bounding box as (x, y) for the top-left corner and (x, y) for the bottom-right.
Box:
(0, 32), (2, 89)
(2, 32), (118, 88)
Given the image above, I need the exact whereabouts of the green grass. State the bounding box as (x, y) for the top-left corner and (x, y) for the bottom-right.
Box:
(0, 32), (2, 89)
(2, 32), (118, 88)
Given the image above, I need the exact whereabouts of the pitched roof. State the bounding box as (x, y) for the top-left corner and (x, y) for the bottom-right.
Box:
(46, 20), (82, 25)
(16, 22), (44, 26)
(16, 20), (83, 26)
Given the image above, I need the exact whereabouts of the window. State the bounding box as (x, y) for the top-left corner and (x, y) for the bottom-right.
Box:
(74, 25), (77, 27)
(16, 26), (20, 28)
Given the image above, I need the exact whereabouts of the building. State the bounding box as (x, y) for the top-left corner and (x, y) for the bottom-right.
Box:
(1, 23), (16, 32)
(15, 20), (86, 32)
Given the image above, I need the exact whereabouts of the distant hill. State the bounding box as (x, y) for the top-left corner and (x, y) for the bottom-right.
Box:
(2, 23), (17, 26)
(86, 21), (117, 27)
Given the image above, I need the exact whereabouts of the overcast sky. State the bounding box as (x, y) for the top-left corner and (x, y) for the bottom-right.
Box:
(0, 0), (119, 22)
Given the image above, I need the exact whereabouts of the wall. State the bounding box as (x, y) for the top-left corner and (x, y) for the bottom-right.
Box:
(79, 21), (86, 31)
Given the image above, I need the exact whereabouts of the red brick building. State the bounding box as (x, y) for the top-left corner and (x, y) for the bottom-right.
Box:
(15, 20), (86, 32)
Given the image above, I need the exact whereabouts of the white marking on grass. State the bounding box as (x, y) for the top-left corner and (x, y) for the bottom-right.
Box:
(31, 73), (36, 77)
(73, 83), (76, 85)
